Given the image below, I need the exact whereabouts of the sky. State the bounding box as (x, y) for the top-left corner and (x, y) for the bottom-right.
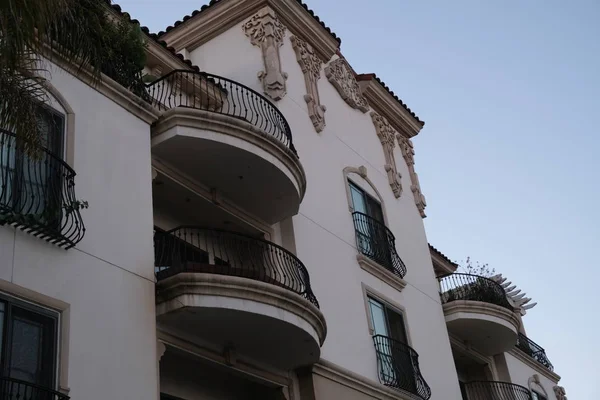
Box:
(116, 0), (599, 397)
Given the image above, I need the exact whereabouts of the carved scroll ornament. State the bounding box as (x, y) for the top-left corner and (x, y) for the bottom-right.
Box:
(553, 386), (567, 400)
(325, 58), (369, 113)
(291, 36), (326, 132)
(370, 112), (402, 198)
(397, 134), (427, 218)
(243, 8), (287, 101)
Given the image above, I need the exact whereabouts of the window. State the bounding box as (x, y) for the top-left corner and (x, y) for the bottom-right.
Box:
(368, 296), (416, 392)
(532, 391), (547, 400)
(349, 182), (384, 223)
(0, 296), (58, 389)
(0, 105), (65, 228)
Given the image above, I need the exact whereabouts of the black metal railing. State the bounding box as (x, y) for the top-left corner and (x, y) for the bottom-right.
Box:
(438, 273), (512, 310)
(0, 129), (85, 248)
(154, 226), (318, 307)
(0, 376), (69, 400)
(352, 212), (406, 278)
(462, 381), (531, 400)
(146, 70), (296, 154)
(516, 333), (554, 371)
(372, 335), (431, 400)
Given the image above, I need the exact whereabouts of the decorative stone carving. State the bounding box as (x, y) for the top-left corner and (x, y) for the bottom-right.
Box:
(291, 36), (326, 132)
(554, 386), (567, 400)
(397, 134), (427, 218)
(325, 58), (369, 113)
(243, 7), (288, 100)
(370, 112), (402, 198)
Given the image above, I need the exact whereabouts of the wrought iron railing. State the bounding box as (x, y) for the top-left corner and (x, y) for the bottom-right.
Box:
(351, 212), (406, 278)
(438, 273), (512, 310)
(154, 226), (318, 307)
(462, 381), (531, 400)
(0, 129), (85, 248)
(0, 376), (69, 400)
(146, 70), (296, 154)
(516, 333), (554, 371)
(372, 335), (431, 400)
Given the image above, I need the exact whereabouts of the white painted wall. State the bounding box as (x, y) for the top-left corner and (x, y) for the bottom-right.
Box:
(503, 353), (559, 400)
(0, 62), (157, 400)
(187, 16), (462, 400)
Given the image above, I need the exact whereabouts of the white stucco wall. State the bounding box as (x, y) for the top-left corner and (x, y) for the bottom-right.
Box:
(503, 352), (559, 400)
(186, 17), (462, 400)
(0, 62), (157, 400)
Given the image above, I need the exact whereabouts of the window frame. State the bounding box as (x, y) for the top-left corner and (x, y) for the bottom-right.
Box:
(0, 292), (60, 390)
(362, 285), (412, 345)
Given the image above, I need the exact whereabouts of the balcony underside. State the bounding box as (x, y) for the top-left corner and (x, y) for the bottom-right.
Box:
(156, 272), (326, 370)
(151, 107), (306, 224)
(443, 300), (519, 355)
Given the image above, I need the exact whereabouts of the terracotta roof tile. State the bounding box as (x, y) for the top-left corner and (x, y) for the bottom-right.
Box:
(156, 0), (341, 45)
(109, 2), (201, 72)
(429, 244), (458, 268)
(356, 73), (424, 125)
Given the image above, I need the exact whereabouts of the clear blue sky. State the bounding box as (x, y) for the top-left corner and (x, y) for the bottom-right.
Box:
(118, 0), (598, 397)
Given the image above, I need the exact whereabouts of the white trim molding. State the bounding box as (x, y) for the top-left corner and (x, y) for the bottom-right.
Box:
(358, 255), (406, 293)
(509, 348), (561, 382)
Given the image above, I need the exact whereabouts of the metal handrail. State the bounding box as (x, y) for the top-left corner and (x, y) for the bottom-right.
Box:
(0, 129), (85, 248)
(351, 211), (406, 278)
(372, 335), (431, 400)
(438, 273), (512, 310)
(146, 69), (296, 155)
(154, 226), (318, 308)
(0, 376), (69, 400)
(463, 381), (531, 400)
(516, 333), (554, 371)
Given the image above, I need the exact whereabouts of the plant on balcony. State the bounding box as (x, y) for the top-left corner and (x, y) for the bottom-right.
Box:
(458, 256), (496, 277)
(0, 0), (147, 154)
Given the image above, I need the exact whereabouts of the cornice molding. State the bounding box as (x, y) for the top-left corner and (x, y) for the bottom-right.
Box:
(430, 248), (457, 277)
(358, 78), (423, 138)
(313, 359), (422, 400)
(509, 348), (561, 383)
(160, 0), (339, 62)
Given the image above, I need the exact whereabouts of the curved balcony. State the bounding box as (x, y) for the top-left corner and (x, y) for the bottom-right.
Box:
(516, 333), (554, 371)
(352, 212), (406, 278)
(154, 226), (326, 369)
(0, 129), (85, 248)
(147, 70), (305, 224)
(439, 274), (519, 355)
(0, 376), (69, 400)
(462, 381), (531, 400)
(373, 335), (431, 400)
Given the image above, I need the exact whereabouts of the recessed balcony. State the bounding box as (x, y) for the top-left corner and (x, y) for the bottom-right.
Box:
(438, 273), (519, 355)
(0, 128), (85, 248)
(147, 70), (305, 224)
(0, 376), (69, 400)
(372, 335), (431, 400)
(461, 381), (530, 400)
(154, 226), (326, 370)
(516, 333), (554, 371)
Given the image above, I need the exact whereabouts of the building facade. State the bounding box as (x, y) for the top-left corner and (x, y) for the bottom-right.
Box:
(0, 1), (567, 400)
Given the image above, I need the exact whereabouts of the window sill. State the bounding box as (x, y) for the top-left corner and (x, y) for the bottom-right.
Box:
(357, 254), (406, 292)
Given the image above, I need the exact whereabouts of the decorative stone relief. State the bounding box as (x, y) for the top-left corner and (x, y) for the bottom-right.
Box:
(325, 58), (369, 113)
(370, 112), (402, 198)
(291, 36), (326, 132)
(554, 386), (567, 400)
(397, 134), (427, 218)
(243, 7), (288, 101)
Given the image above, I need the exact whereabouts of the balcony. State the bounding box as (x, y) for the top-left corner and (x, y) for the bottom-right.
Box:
(147, 70), (305, 224)
(373, 335), (431, 400)
(462, 381), (531, 400)
(516, 333), (554, 371)
(438, 274), (519, 355)
(0, 129), (85, 248)
(0, 376), (69, 400)
(352, 212), (406, 287)
(154, 226), (326, 369)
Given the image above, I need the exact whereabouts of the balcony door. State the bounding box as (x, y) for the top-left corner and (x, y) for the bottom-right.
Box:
(368, 297), (416, 393)
(349, 182), (392, 268)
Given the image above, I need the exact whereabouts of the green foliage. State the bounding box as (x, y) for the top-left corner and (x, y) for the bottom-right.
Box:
(0, 0), (148, 153)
